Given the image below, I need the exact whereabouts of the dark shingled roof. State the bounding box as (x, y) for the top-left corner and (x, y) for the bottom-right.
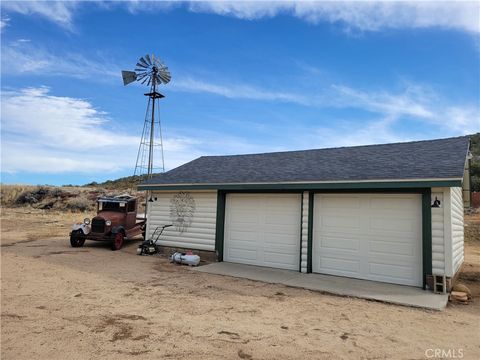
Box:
(141, 136), (470, 186)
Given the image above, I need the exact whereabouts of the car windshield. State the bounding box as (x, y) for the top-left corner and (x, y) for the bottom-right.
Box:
(98, 201), (126, 212)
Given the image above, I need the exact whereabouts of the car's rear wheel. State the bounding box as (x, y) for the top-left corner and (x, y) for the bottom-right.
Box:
(111, 231), (124, 251)
(70, 230), (85, 248)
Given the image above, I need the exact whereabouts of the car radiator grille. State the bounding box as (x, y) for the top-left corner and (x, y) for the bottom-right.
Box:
(91, 218), (105, 233)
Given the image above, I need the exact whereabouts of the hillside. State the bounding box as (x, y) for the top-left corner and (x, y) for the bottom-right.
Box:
(0, 185), (145, 213)
(470, 133), (480, 191)
(82, 174), (150, 190)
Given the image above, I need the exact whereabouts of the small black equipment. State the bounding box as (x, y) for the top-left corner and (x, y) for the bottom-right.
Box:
(137, 224), (172, 255)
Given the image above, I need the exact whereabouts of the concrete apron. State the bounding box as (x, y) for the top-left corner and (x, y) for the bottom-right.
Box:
(192, 262), (449, 311)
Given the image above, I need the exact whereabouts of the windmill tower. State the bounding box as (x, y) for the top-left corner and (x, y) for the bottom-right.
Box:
(122, 54), (171, 211)
(122, 54), (171, 180)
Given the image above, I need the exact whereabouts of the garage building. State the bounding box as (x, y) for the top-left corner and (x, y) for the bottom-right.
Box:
(139, 136), (470, 290)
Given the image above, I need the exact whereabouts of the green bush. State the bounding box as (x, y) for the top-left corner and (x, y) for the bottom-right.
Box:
(470, 161), (480, 177)
(471, 176), (480, 192)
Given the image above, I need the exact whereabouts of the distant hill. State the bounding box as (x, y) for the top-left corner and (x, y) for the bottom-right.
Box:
(82, 174), (153, 190)
(470, 133), (480, 192)
(1, 184), (147, 213)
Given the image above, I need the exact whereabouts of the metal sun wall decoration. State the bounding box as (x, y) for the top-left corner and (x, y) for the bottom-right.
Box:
(169, 192), (196, 233)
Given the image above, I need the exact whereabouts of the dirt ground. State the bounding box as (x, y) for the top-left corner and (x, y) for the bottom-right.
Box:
(1, 208), (479, 359)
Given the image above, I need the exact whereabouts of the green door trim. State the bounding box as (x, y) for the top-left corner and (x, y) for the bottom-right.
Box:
(214, 191), (226, 262)
(215, 190), (304, 267)
(307, 191), (314, 273)
(214, 188), (433, 286)
(309, 189), (432, 287)
(299, 192), (304, 272)
(422, 189), (432, 289)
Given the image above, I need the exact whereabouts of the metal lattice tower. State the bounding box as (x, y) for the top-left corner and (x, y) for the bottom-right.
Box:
(121, 54), (171, 180)
(134, 88), (165, 179)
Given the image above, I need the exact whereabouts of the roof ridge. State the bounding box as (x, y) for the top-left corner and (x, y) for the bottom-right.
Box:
(200, 135), (469, 159)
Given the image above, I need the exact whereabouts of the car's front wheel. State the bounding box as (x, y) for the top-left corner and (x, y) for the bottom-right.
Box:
(70, 230), (85, 248)
(111, 231), (124, 251)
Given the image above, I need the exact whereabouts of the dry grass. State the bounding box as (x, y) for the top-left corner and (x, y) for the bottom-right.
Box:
(0, 207), (85, 243)
(0, 184), (146, 213)
(0, 184), (39, 206)
(65, 196), (92, 212)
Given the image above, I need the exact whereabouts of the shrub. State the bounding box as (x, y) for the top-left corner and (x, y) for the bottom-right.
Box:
(50, 188), (66, 198)
(0, 185), (38, 206)
(471, 176), (480, 192)
(66, 196), (92, 212)
(15, 186), (50, 205)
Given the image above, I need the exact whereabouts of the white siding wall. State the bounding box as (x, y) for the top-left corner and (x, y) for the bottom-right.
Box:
(451, 187), (464, 274)
(430, 187), (464, 277)
(431, 191), (445, 275)
(300, 191), (309, 273)
(147, 191), (217, 251)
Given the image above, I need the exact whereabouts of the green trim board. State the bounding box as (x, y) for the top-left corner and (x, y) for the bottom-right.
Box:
(307, 192), (314, 273)
(299, 192), (304, 272)
(138, 180), (461, 191)
(422, 189), (433, 289)
(214, 191), (226, 262)
(210, 189), (304, 194)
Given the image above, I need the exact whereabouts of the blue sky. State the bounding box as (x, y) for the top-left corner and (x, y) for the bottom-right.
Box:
(1, 1), (479, 185)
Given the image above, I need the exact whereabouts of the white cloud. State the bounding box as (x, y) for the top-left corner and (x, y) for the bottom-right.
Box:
(296, 115), (406, 150)
(8, 40), (471, 131)
(171, 76), (479, 135)
(2, 87), (133, 150)
(331, 84), (434, 118)
(442, 106), (480, 133)
(188, 1), (480, 34)
(1, 1), (79, 29)
(170, 74), (479, 157)
(188, 1), (290, 20)
(0, 86), (273, 176)
(1, 41), (312, 102)
(2, 1), (478, 34)
(1, 87), (139, 173)
(1, 83), (477, 179)
(172, 77), (312, 105)
(0, 15), (10, 32)
(122, 0), (177, 14)
(330, 83), (479, 134)
(1, 41), (119, 80)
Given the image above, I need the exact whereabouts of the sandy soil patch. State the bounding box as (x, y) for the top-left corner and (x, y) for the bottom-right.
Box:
(1, 208), (479, 359)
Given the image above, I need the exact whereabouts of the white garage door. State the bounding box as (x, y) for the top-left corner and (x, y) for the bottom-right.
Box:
(313, 194), (422, 286)
(224, 193), (301, 270)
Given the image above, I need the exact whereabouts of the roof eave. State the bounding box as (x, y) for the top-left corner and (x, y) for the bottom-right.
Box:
(137, 178), (463, 191)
